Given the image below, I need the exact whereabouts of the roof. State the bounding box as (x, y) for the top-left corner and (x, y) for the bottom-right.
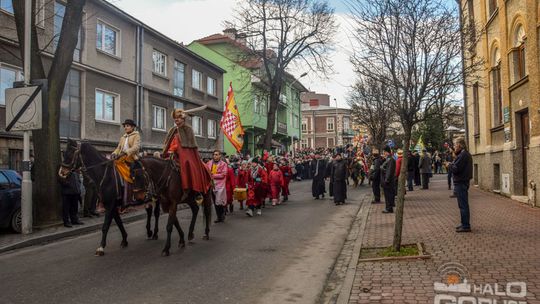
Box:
(301, 104), (351, 112)
(99, 0), (225, 73)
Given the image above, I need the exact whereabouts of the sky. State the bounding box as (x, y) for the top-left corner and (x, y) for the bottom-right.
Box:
(112, 0), (357, 108)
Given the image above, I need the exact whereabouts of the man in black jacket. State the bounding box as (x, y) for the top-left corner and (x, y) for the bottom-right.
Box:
(381, 146), (396, 213)
(406, 150), (415, 191)
(450, 138), (473, 232)
(311, 154), (327, 199)
(330, 153), (348, 205)
(58, 167), (84, 228)
(369, 150), (382, 204)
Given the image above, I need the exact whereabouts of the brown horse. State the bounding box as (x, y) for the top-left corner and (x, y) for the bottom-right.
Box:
(132, 156), (213, 256)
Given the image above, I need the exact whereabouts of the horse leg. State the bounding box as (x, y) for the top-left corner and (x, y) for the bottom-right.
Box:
(173, 216), (185, 249)
(188, 203), (199, 242)
(145, 204), (153, 239)
(152, 201), (160, 240)
(203, 193), (212, 240)
(96, 208), (114, 256)
(112, 207), (128, 248)
(162, 213), (175, 257)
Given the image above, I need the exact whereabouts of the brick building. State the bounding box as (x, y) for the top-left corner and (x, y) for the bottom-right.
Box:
(300, 92), (353, 149)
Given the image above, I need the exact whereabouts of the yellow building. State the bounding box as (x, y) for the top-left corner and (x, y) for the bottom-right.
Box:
(461, 0), (540, 206)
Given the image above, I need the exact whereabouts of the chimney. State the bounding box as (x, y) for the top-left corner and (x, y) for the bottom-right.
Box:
(223, 28), (237, 40)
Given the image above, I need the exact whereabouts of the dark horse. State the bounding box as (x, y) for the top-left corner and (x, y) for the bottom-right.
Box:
(63, 139), (128, 256)
(131, 157), (213, 256)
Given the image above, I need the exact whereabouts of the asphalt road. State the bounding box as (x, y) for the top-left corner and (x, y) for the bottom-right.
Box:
(0, 180), (369, 304)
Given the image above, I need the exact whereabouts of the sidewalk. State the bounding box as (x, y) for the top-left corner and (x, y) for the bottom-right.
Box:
(0, 208), (147, 254)
(338, 175), (540, 303)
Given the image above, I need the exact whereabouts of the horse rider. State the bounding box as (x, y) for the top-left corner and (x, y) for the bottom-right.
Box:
(163, 107), (212, 203)
(111, 119), (141, 206)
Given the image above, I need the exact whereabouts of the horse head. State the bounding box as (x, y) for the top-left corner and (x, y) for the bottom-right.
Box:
(62, 138), (81, 170)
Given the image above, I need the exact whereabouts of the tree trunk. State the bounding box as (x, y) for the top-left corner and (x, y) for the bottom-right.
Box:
(13, 0), (86, 225)
(392, 127), (412, 252)
(264, 87), (279, 151)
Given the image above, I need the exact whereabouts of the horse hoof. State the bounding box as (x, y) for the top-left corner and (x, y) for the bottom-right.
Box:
(95, 250), (105, 257)
(188, 241), (195, 245)
(161, 250), (170, 257)
(188, 234), (194, 241)
(151, 234), (158, 240)
(179, 242), (186, 249)
(121, 241), (128, 248)
(202, 235), (210, 241)
(147, 231), (152, 238)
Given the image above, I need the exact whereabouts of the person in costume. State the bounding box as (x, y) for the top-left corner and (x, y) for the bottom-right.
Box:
(237, 161), (249, 210)
(279, 158), (292, 202)
(111, 119), (141, 207)
(246, 158), (268, 217)
(207, 150), (228, 223)
(269, 163), (284, 206)
(162, 107), (212, 203)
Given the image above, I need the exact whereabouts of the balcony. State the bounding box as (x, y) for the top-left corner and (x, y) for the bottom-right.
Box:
(342, 129), (356, 138)
(277, 122), (287, 135)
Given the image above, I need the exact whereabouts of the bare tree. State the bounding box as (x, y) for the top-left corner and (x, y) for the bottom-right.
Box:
(12, 0), (86, 224)
(348, 76), (395, 151)
(349, 0), (481, 251)
(230, 0), (337, 150)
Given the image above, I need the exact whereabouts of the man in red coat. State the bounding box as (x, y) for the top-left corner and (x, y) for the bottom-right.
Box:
(237, 161), (250, 210)
(246, 158), (268, 217)
(279, 158), (292, 202)
(163, 108), (212, 202)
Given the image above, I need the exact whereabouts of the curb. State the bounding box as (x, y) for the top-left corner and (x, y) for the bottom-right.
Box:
(0, 211), (147, 254)
(335, 197), (371, 304)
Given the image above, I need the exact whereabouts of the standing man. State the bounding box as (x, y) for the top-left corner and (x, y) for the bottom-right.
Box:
(406, 150), (415, 191)
(413, 151), (421, 186)
(58, 167), (84, 227)
(330, 153), (348, 205)
(419, 149), (432, 189)
(369, 150), (382, 204)
(450, 138), (473, 233)
(206, 150), (228, 223)
(311, 154), (327, 199)
(381, 147), (396, 213)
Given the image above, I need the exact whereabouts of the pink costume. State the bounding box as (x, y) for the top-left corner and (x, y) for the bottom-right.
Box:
(206, 160), (228, 206)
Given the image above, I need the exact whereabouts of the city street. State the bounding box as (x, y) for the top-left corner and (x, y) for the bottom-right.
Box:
(0, 181), (369, 304)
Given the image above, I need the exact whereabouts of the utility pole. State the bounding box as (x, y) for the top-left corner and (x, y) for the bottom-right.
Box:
(22, 0), (33, 234)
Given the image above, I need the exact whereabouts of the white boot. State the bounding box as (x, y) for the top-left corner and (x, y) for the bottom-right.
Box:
(256, 208), (262, 216)
(246, 209), (253, 217)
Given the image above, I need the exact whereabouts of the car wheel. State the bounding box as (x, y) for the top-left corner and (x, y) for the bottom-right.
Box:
(11, 208), (21, 233)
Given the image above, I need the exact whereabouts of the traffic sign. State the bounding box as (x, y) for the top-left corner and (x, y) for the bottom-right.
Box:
(5, 85), (42, 131)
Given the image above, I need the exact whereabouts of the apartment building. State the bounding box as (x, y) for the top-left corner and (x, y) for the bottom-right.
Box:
(0, 0), (224, 171)
(460, 0), (540, 205)
(300, 93), (353, 149)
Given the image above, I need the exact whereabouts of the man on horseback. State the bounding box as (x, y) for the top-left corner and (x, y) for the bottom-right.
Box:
(111, 119), (141, 207)
(163, 107), (212, 202)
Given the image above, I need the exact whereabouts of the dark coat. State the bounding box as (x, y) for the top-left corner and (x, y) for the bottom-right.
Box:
(311, 159), (327, 197)
(369, 156), (382, 182)
(59, 171), (81, 196)
(419, 154), (432, 174)
(451, 149), (473, 184)
(381, 156), (396, 188)
(331, 159), (348, 202)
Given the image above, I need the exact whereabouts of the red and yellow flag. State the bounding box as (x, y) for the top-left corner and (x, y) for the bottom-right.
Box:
(220, 83), (245, 152)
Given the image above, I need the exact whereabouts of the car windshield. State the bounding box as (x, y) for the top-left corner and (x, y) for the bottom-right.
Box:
(2, 170), (21, 187)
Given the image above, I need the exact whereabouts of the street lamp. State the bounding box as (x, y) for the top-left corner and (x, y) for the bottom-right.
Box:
(289, 72), (308, 158)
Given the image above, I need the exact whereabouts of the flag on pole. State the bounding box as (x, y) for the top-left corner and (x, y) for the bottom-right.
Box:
(414, 135), (425, 152)
(220, 83), (245, 152)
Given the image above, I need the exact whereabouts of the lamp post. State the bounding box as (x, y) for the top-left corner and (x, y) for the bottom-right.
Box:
(288, 72), (307, 158)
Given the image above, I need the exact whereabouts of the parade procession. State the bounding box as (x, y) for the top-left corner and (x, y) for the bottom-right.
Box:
(2, 0), (540, 303)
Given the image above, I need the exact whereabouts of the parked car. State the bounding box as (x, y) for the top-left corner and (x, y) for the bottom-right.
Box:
(0, 170), (22, 233)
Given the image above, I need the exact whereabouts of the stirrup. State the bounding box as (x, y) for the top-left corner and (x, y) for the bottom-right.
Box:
(195, 193), (204, 205)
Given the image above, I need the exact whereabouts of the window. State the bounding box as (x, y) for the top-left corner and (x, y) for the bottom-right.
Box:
(467, 0), (476, 52)
(54, 1), (81, 61)
(0, 0), (13, 13)
(207, 120), (217, 139)
(293, 114), (299, 129)
(301, 118), (307, 133)
(280, 93), (287, 104)
(152, 50), (167, 76)
(301, 138), (308, 149)
(207, 77), (216, 95)
(253, 95), (267, 115)
(488, 0), (497, 16)
(192, 70), (202, 90)
(35, 0), (45, 27)
(174, 101), (184, 109)
(152, 105), (166, 131)
(473, 82), (479, 135)
(491, 48), (502, 127)
(192, 116), (203, 136)
(327, 137), (335, 148)
(60, 70), (81, 138)
(327, 117), (335, 131)
(95, 90), (118, 122)
(343, 117), (350, 131)
(8, 150), (23, 173)
(0, 65), (23, 106)
(173, 61), (185, 97)
(96, 21), (120, 56)
(511, 25), (527, 82)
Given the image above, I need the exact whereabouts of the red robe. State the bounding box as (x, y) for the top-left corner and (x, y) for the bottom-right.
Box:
(226, 166), (236, 205)
(264, 162), (274, 198)
(164, 134), (212, 193)
(237, 169), (249, 189)
(269, 169), (284, 199)
(247, 167), (268, 207)
(279, 165), (292, 196)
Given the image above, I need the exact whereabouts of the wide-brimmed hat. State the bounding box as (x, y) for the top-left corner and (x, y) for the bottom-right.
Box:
(122, 119), (137, 127)
(171, 105), (208, 119)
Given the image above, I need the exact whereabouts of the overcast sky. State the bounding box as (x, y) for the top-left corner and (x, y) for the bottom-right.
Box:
(112, 0), (356, 108)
